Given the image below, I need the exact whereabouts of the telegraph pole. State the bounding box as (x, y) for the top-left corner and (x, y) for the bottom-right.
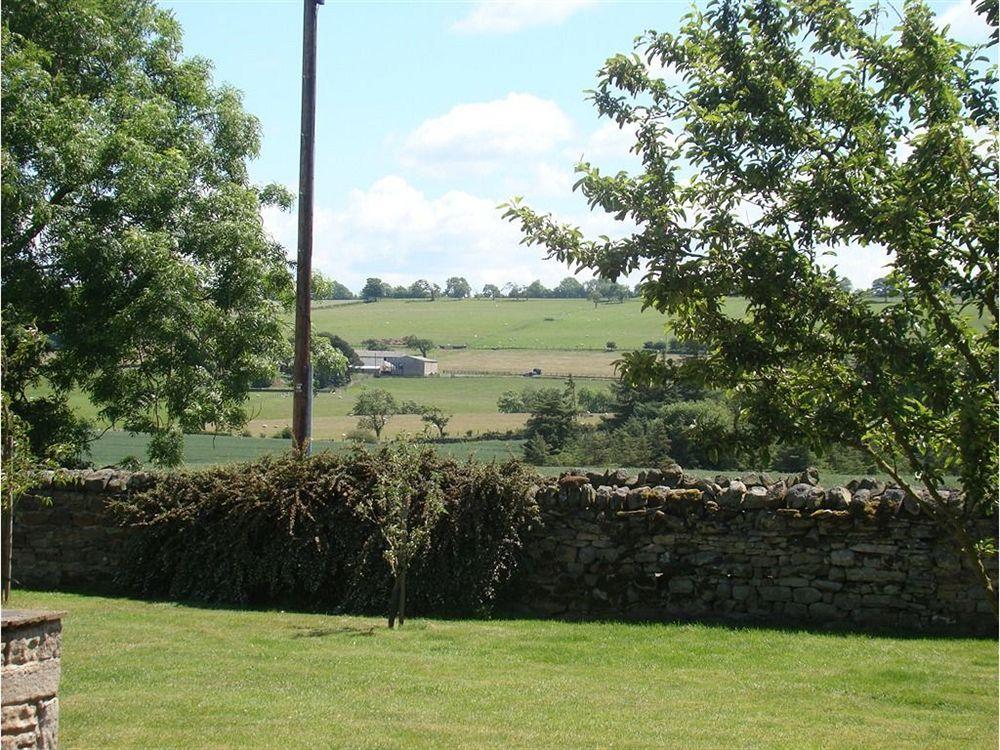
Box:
(292, 0), (323, 453)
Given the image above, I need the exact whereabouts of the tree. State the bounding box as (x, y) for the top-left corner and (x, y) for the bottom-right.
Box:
(404, 336), (435, 358)
(311, 272), (354, 300)
(409, 279), (432, 299)
(2, 0), (293, 468)
(351, 388), (398, 440)
(310, 337), (348, 390)
(316, 331), (363, 381)
(497, 390), (524, 413)
(481, 284), (501, 299)
(522, 433), (550, 465)
(505, 0), (998, 612)
(420, 406), (451, 438)
(525, 280), (550, 298)
(588, 288), (602, 308)
(523, 379), (580, 452)
(502, 282), (524, 299)
(311, 271), (333, 300)
(553, 276), (586, 298)
(445, 276), (471, 298)
(353, 441), (445, 628)
(361, 277), (387, 301)
(870, 277), (898, 301)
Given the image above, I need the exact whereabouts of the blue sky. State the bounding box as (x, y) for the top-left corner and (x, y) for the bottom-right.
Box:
(160, 0), (992, 293)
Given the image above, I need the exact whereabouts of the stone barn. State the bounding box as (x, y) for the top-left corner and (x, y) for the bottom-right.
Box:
(354, 350), (438, 377)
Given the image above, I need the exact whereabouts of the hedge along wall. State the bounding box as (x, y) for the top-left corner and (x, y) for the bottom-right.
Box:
(11, 459), (998, 632)
(13, 450), (539, 616)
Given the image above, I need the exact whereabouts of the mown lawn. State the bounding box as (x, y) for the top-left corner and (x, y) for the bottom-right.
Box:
(10, 591), (997, 749)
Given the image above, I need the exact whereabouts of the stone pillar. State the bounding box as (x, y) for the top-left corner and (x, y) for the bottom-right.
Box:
(1, 610), (64, 749)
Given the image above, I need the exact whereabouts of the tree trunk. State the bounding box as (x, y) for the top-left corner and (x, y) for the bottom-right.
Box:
(2, 501), (12, 603)
(387, 573), (401, 628)
(398, 566), (407, 627)
(2, 419), (13, 603)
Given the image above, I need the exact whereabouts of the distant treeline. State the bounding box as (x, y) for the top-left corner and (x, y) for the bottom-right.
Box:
(314, 271), (887, 302)
(311, 272), (636, 302)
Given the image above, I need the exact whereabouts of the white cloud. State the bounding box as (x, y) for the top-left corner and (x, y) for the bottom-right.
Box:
(452, 0), (598, 34)
(402, 93), (575, 177)
(263, 175), (622, 292)
(819, 244), (894, 291)
(936, 0), (994, 40)
(579, 120), (639, 161)
(645, 57), (685, 87)
(529, 162), (576, 196)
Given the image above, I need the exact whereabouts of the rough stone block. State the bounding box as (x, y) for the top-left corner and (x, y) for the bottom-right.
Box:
(759, 586), (792, 602)
(830, 549), (855, 566)
(668, 578), (695, 595)
(793, 587), (823, 605)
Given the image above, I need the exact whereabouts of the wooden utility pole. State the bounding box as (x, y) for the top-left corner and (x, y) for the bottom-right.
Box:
(292, 0), (323, 453)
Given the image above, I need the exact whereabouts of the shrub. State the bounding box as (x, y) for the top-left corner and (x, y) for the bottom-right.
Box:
(112, 449), (540, 617)
(522, 433), (550, 465)
(271, 426), (293, 439)
(345, 428), (377, 443)
(497, 390), (524, 413)
(577, 387), (615, 414)
(657, 399), (738, 468)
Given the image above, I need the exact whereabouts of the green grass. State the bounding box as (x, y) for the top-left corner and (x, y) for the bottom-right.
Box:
(10, 590), (997, 749)
(62, 375), (610, 441)
(87, 431), (524, 468)
(306, 296), (990, 351)
(308, 297), (716, 350)
(63, 376), (590, 422)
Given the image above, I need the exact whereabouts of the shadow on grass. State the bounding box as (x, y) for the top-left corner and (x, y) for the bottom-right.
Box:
(13, 586), (995, 641)
(289, 623), (377, 639)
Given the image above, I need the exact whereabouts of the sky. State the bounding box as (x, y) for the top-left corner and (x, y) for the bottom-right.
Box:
(159, 0), (993, 293)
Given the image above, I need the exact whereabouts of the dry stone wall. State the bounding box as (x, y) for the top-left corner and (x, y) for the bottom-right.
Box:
(10, 469), (147, 591)
(512, 468), (997, 632)
(11, 467), (998, 633)
(1, 610), (64, 750)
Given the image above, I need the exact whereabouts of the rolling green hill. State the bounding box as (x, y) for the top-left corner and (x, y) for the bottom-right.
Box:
(306, 298), (716, 350)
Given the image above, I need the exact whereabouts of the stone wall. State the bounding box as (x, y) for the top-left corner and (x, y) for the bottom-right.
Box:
(10, 470), (145, 591)
(11, 467), (998, 633)
(512, 468), (997, 632)
(1, 610), (64, 749)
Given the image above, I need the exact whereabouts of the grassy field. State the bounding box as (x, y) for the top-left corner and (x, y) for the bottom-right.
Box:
(57, 375), (610, 440)
(433, 347), (624, 377)
(88, 431), (525, 467)
(10, 590), (997, 749)
(308, 297), (705, 350)
(305, 296), (989, 352)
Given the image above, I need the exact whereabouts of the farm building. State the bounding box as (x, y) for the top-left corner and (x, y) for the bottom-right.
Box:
(354, 350), (439, 377)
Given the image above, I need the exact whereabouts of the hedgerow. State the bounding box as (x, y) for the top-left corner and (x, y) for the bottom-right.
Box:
(111, 445), (540, 616)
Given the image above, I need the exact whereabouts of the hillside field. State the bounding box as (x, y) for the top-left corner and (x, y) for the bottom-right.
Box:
(307, 297), (710, 351)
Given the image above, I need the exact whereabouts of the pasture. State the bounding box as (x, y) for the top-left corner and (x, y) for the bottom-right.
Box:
(11, 590), (998, 750)
(306, 296), (989, 352)
(65, 375), (612, 442)
(87, 432), (525, 467)
(308, 297), (697, 350)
